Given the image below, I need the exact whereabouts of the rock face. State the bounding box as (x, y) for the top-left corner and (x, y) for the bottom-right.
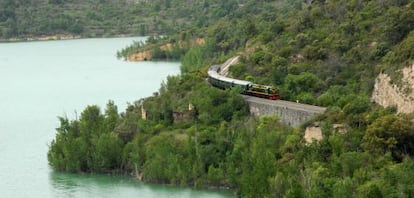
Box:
(127, 38), (205, 61)
(372, 63), (414, 114)
(304, 125), (323, 144)
(128, 50), (152, 61)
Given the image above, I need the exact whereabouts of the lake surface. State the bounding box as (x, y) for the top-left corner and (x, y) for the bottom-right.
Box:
(0, 37), (233, 197)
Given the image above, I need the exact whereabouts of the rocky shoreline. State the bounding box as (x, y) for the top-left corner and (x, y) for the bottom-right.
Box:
(0, 34), (139, 43)
(0, 34), (82, 42)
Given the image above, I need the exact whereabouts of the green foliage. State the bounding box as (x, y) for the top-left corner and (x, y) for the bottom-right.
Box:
(382, 32), (414, 83)
(47, 0), (414, 197)
(363, 114), (414, 161)
(48, 102), (124, 173)
(239, 118), (280, 197)
(181, 45), (206, 73)
(357, 182), (383, 198)
(48, 95), (414, 197)
(94, 133), (122, 171)
(382, 5), (414, 46)
(143, 132), (191, 184)
(0, 0), (230, 39)
(343, 95), (371, 115)
(282, 72), (325, 102)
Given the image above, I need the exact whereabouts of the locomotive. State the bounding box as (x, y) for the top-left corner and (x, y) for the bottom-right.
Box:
(207, 65), (280, 100)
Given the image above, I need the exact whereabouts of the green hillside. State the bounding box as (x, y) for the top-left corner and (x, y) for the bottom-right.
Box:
(0, 0), (237, 39)
(45, 0), (414, 197)
(119, 0), (414, 104)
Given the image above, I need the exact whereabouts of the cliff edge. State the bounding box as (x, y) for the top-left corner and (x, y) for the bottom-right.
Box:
(372, 63), (414, 114)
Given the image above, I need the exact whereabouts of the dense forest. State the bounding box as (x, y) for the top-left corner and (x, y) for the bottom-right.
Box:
(45, 0), (414, 197)
(0, 0), (228, 39)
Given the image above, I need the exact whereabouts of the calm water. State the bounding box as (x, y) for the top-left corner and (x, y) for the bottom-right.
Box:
(0, 38), (233, 197)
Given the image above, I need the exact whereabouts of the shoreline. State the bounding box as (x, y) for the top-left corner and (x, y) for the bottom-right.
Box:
(0, 33), (141, 43)
(0, 34), (81, 43)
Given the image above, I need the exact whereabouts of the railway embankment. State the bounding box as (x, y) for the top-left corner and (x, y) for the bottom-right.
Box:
(243, 96), (326, 127)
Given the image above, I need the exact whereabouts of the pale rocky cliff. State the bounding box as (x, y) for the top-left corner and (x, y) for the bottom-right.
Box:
(128, 50), (152, 61)
(127, 38), (205, 61)
(304, 125), (323, 144)
(372, 63), (414, 114)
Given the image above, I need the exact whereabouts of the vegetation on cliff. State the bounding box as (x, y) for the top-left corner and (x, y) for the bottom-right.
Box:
(0, 0), (239, 39)
(118, 0), (414, 104)
(46, 0), (414, 197)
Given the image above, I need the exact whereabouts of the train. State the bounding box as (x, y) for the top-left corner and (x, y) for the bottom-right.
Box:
(207, 65), (280, 100)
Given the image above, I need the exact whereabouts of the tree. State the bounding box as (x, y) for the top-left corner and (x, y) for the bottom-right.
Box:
(363, 115), (414, 161)
(181, 45), (205, 73)
(343, 95), (370, 115)
(104, 100), (119, 133)
(239, 117), (283, 197)
(143, 133), (178, 183)
(283, 72), (325, 102)
(357, 182), (383, 198)
(48, 117), (85, 172)
(93, 133), (122, 171)
(79, 105), (104, 138)
(332, 177), (353, 198)
(382, 7), (414, 46)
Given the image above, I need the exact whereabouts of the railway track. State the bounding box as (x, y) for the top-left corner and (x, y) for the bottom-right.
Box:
(213, 56), (326, 119)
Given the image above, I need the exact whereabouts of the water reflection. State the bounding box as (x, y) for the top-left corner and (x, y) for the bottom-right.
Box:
(0, 37), (229, 197)
(49, 172), (234, 198)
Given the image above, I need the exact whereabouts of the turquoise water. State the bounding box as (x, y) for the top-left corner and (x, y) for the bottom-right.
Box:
(0, 38), (233, 197)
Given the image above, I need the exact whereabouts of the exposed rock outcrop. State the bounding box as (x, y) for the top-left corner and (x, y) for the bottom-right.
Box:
(127, 38), (205, 61)
(128, 50), (152, 61)
(372, 63), (414, 114)
(304, 124), (323, 144)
